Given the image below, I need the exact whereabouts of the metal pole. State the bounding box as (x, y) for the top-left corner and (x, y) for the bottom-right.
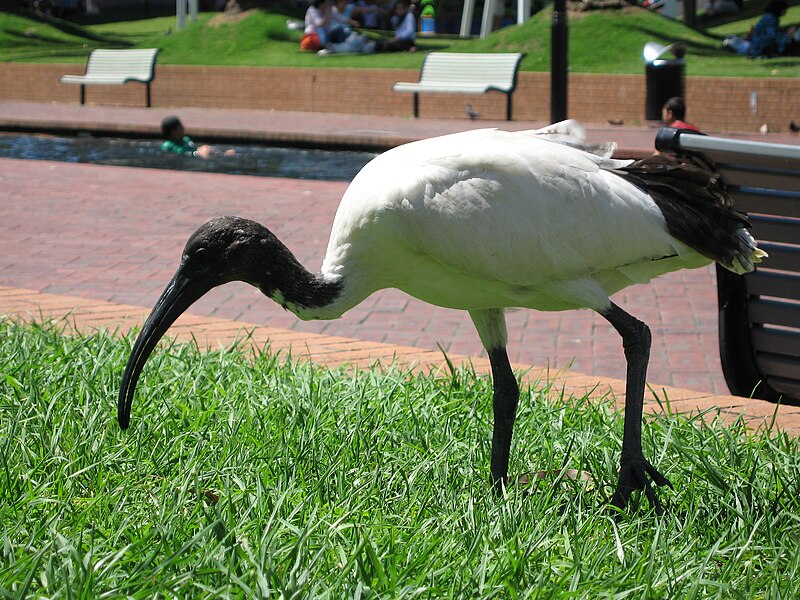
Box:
(683, 0), (696, 29)
(517, 0), (530, 25)
(550, 0), (568, 123)
(480, 0), (496, 38)
(177, 0), (186, 31)
(460, 0), (475, 38)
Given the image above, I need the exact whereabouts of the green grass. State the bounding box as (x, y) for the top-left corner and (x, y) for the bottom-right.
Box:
(2, 319), (800, 597)
(3, 5), (800, 76)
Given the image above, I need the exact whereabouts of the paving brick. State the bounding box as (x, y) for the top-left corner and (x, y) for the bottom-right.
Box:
(1, 104), (799, 434)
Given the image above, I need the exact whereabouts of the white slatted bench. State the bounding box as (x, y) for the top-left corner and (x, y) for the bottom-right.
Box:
(60, 48), (160, 107)
(657, 127), (800, 404)
(393, 52), (525, 121)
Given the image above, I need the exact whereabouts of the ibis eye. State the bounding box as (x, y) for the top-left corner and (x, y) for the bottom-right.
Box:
(195, 247), (208, 260)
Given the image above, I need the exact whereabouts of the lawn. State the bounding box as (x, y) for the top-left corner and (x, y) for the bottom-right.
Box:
(2, 4), (800, 77)
(2, 319), (799, 597)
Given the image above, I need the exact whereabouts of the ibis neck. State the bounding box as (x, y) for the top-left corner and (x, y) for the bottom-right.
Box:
(256, 248), (345, 320)
(271, 274), (344, 319)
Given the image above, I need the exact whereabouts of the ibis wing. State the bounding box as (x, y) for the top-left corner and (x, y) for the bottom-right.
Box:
(334, 130), (687, 284)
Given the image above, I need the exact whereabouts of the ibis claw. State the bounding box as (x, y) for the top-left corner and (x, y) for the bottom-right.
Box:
(610, 458), (672, 516)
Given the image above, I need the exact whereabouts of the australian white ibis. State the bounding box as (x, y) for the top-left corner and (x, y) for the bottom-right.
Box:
(118, 122), (764, 514)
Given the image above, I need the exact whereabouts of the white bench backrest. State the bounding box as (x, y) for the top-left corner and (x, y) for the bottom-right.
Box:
(85, 49), (159, 81)
(419, 52), (523, 91)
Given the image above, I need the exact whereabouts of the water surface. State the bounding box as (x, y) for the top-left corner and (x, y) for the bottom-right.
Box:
(0, 133), (377, 182)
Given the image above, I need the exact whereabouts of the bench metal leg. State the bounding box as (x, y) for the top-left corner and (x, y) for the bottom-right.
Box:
(413, 93), (419, 118)
(716, 265), (783, 402)
(506, 93), (512, 121)
(80, 85), (85, 105)
(146, 83), (152, 108)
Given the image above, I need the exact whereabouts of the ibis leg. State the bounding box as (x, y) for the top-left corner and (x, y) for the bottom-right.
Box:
(488, 347), (520, 492)
(601, 302), (672, 514)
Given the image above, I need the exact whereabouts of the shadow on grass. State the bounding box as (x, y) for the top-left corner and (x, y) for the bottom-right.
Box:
(9, 7), (129, 45)
(2, 26), (130, 49)
(628, 23), (730, 57)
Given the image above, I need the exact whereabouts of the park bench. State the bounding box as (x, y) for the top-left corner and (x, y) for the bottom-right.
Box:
(60, 48), (160, 107)
(656, 127), (800, 404)
(392, 52), (525, 121)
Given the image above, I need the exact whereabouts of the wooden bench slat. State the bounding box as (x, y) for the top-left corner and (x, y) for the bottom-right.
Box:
(761, 376), (800, 398)
(719, 166), (800, 190)
(749, 298), (800, 329)
(746, 270), (800, 301)
(752, 327), (800, 359)
(731, 189), (800, 218)
(756, 243), (800, 273)
(749, 215), (800, 246)
(755, 353), (800, 380)
(393, 84), (497, 94)
(61, 75), (134, 84)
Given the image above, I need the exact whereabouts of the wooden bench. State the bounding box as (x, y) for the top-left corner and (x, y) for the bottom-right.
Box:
(657, 127), (800, 404)
(392, 52), (525, 121)
(60, 48), (160, 107)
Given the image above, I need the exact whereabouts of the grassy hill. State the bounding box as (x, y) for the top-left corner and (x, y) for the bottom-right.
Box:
(1, 4), (799, 77)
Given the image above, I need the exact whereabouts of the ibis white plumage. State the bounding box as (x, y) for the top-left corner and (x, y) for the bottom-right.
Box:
(118, 121), (765, 514)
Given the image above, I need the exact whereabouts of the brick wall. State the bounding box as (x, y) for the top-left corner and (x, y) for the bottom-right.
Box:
(1, 62), (797, 133)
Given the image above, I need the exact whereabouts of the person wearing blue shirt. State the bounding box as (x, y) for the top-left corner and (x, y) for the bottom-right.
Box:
(749, 1), (798, 57)
(375, 0), (416, 53)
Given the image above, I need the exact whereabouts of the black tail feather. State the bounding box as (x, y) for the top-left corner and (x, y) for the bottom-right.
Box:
(618, 155), (755, 272)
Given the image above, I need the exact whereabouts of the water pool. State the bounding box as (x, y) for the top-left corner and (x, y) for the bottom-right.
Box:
(0, 133), (378, 182)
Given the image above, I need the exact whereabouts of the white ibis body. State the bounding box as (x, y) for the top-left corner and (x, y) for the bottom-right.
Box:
(118, 122), (764, 514)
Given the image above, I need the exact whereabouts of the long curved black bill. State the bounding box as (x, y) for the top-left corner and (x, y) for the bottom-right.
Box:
(118, 267), (212, 429)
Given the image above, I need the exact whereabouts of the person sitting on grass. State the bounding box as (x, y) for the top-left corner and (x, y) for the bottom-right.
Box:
(316, 0), (378, 55)
(160, 116), (234, 159)
(330, 0), (361, 41)
(748, 1), (799, 58)
(301, 0), (332, 52)
(375, 0), (416, 53)
(355, 0), (390, 29)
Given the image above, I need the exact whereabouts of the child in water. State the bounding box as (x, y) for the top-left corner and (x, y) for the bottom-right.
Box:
(160, 116), (234, 158)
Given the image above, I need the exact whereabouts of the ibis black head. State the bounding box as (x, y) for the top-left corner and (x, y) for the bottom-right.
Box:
(117, 216), (283, 429)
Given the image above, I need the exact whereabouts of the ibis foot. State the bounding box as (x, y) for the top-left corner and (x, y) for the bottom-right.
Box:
(610, 458), (672, 515)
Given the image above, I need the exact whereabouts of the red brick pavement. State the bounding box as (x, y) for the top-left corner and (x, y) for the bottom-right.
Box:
(4, 284), (800, 434)
(1, 101), (798, 397)
(0, 156), (726, 394)
(3, 100), (798, 154)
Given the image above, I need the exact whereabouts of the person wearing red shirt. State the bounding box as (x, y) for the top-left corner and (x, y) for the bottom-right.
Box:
(662, 97), (702, 132)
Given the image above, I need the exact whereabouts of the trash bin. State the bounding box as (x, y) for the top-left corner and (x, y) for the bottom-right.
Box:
(643, 41), (687, 121)
(419, 0), (436, 36)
